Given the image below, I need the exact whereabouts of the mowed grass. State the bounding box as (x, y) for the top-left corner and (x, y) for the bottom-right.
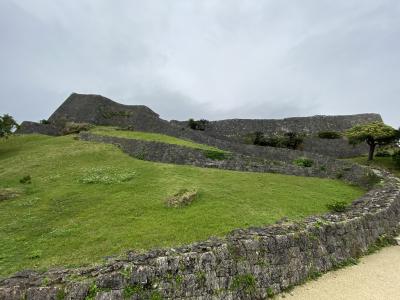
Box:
(350, 155), (400, 178)
(0, 135), (363, 277)
(90, 126), (223, 152)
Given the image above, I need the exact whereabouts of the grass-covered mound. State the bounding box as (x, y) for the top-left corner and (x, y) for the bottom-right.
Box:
(0, 135), (363, 277)
(90, 126), (223, 152)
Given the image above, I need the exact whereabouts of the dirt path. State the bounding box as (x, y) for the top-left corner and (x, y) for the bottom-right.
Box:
(276, 245), (400, 300)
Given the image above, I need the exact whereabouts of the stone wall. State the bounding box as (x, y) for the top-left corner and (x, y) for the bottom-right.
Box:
(301, 137), (369, 158)
(172, 114), (381, 158)
(20, 93), (380, 158)
(78, 133), (371, 187)
(192, 113), (382, 139)
(17, 121), (61, 136)
(1, 171), (399, 300)
(47, 93), (171, 133)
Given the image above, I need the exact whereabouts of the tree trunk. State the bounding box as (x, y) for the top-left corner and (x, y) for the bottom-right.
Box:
(368, 143), (376, 161)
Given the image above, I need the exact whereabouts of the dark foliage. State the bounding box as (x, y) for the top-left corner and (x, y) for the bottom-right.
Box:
(326, 201), (348, 213)
(375, 149), (391, 157)
(188, 118), (209, 131)
(0, 114), (19, 138)
(20, 175), (32, 184)
(253, 132), (303, 150)
(203, 150), (228, 160)
(393, 150), (400, 168)
(293, 157), (314, 167)
(318, 131), (341, 139)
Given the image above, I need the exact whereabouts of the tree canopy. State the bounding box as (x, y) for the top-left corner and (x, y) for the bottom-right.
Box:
(346, 122), (399, 160)
(0, 114), (19, 138)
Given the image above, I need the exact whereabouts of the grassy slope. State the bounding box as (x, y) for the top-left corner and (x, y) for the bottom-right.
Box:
(350, 155), (400, 178)
(0, 135), (363, 276)
(90, 126), (223, 152)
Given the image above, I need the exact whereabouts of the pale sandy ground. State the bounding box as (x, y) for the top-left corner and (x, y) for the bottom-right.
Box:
(276, 245), (400, 300)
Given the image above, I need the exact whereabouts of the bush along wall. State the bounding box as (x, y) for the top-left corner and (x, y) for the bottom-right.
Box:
(1, 171), (399, 300)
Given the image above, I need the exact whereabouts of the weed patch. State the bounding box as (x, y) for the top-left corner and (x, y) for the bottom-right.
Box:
(19, 175), (32, 184)
(293, 157), (313, 168)
(326, 201), (348, 213)
(79, 167), (136, 184)
(165, 189), (198, 208)
(366, 235), (397, 255)
(85, 283), (98, 300)
(230, 274), (256, 294)
(203, 150), (228, 160)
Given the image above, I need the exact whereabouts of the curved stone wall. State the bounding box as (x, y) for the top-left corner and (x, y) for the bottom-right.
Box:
(21, 93), (380, 159)
(1, 171), (399, 300)
(78, 133), (371, 187)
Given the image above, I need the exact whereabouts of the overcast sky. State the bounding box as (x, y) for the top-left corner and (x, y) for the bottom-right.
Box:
(0, 0), (399, 127)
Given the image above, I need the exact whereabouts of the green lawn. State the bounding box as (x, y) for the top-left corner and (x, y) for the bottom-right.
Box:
(0, 135), (363, 277)
(350, 155), (400, 178)
(90, 126), (223, 152)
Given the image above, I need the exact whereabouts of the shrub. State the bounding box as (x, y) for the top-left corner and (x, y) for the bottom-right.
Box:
(62, 122), (93, 135)
(134, 150), (147, 160)
(283, 132), (304, 149)
(293, 157), (313, 167)
(393, 150), (400, 168)
(253, 132), (303, 150)
(188, 118), (209, 131)
(123, 285), (141, 299)
(230, 274), (256, 294)
(165, 189), (198, 208)
(326, 201), (347, 213)
(0, 114), (19, 138)
(56, 289), (66, 300)
(20, 175), (32, 184)
(318, 131), (341, 139)
(85, 283), (98, 300)
(375, 149), (391, 157)
(253, 131), (268, 146)
(39, 119), (51, 125)
(335, 172), (344, 179)
(203, 150), (227, 160)
(266, 287), (274, 298)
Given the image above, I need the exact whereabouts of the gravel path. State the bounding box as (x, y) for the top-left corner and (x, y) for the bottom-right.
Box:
(276, 245), (400, 300)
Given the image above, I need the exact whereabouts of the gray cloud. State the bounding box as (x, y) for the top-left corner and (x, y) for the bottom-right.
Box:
(0, 0), (399, 127)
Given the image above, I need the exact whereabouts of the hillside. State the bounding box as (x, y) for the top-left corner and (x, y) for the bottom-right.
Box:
(2, 93), (396, 300)
(0, 133), (363, 277)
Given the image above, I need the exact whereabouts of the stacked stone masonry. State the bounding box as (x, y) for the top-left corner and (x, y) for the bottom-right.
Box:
(6, 93), (397, 299)
(18, 93), (381, 158)
(78, 133), (371, 187)
(1, 171), (399, 300)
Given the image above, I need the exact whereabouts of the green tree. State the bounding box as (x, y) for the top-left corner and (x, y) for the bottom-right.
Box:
(346, 122), (399, 161)
(0, 114), (19, 138)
